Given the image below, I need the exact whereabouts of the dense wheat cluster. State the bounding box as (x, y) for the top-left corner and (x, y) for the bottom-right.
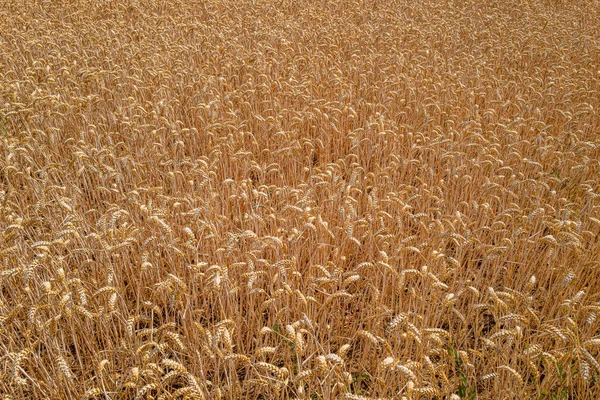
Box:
(1, 0), (600, 398)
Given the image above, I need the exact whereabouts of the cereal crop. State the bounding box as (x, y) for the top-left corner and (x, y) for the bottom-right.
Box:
(1, 0), (600, 398)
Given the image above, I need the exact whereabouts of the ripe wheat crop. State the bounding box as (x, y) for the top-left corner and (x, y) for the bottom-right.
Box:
(1, 0), (600, 399)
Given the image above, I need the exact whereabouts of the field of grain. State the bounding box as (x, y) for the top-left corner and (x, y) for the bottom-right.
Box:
(1, 0), (600, 398)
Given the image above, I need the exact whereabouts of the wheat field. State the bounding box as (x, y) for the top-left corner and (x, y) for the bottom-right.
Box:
(1, 0), (600, 399)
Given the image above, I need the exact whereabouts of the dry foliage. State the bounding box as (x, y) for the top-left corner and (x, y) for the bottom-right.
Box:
(1, 0), (600, 399)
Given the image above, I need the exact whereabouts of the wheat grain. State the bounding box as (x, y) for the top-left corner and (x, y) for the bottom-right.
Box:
(2, 1), (600, 398)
